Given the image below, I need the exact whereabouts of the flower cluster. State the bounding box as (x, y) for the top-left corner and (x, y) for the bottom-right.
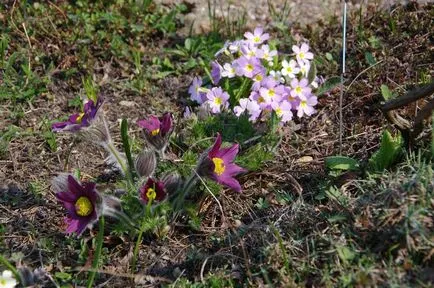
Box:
(52, 106), (246, 235)
(188, 27), (323, 124)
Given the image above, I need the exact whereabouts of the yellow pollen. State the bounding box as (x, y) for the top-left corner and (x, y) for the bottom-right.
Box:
(299, 52), (305, 59)
(146, 188), (156, 201)
(268, 89), (275, 97)
(254, 75), (263, 81)
(214, 97), (222, 105)
(76, 112), (85, 123)
(286, 67), (293, 73)
(75, 196), (93, 217)
(253, 36), (261, 43)
(245, 64), (254, 72)
(151, 128), (160, 136)
(301, 100), (307, 108)
(212, 157), (225, 176)
(295, 86), (302, 94)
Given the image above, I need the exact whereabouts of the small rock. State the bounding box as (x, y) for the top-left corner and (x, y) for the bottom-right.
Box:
(296, 156), (313, 163)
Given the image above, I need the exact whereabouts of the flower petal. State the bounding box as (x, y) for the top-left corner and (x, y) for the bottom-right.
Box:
(208, 133), (222, 158)
(67, 175), (83, 197)
(218, 175), (242, 192)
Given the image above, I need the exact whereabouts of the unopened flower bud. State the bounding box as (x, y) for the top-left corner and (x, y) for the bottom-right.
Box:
(135, 149), (156, 178)
(161, 172), (182, 195)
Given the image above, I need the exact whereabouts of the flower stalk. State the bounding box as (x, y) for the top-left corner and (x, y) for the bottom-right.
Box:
(87, 215), (105, 288)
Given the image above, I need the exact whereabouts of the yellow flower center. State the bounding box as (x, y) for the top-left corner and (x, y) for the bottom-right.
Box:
(286, 67), (293, 73)
(75, 196), (93, 217)
(254, 74), (263, 82)
(76, 112), (85, 123)
(151, 128), (160, 136)
(212, 157), (225, 176)
(300, 100), (307, 108)
(299, 52), (305, 59)
(287, 96), (295, 102)
(258, 96), (265, 103)
(295, 86), (302, 94)
(245, 64), (254, 72)
(248, 51), (255, 57)
(253, 36), (261, 43)
(146, 188), (156, 201)
(268, 89), (275, 97)
(214, 97), (222, 105)
(275, 107), (282, 117)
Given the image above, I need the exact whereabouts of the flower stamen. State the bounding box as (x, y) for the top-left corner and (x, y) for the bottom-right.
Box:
(75, 196), (93, 217)
(212, 157), (225, 176)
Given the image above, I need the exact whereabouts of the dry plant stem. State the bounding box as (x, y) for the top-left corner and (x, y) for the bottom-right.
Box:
(87, 215), (105, 288)
(339, 0), (347, 154)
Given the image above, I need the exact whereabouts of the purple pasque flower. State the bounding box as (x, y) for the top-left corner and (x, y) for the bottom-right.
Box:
(211, 61), (222, 84)
(260, 44), (278, 63)
(233, 56), (263, 78)
(197, 133), (246, 192)
(188, 77), (206, 104)
(290, 78), (312, 98)
(271, 100), (293, 123)
(292, 43), (314, 63)
(55, 175), (99, 235)
(296, 94), (318, 118)
(139, 178), (167, 204)
(221, 63), (236, 78)
(241, 43), (264, 59)
(244, 27), (269, 45)
(281, 59), (300, 79)
(259, 77), (285, 104)
(234, 98), (261, 122)
(137, 112), (173, 151)
(52, 97), (103, 133)
(205, 87), (230, 114)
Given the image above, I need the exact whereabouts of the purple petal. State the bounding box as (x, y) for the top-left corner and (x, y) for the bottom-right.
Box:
(75, 218), (90, 235)
(67, 175), (83, 197)
(215, 143), (239, 162)
(218, 175), (242, 192)
(65, 217), (80, 234)
(56, 191), (76, 203)
(224, 163), (247, 176)
(208, 133), (222, 158)
(137, 116), (160, 132)
(160, 112), (173, 136)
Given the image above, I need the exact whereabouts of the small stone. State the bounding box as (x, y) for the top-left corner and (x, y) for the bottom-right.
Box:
(296, 156), (313, 163)
(119, 100), (136, 107)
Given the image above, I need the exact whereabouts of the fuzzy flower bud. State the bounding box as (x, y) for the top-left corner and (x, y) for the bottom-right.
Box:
(135, 149), (157, 178)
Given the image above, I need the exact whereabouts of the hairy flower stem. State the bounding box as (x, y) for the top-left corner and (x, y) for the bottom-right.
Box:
(87, 215), (105, 288)
(104, 141), (133, 187)
(132, 201), (152, 273)
(172, 173), (198, 211)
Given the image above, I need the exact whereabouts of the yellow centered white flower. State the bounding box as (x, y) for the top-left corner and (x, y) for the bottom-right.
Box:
(214, 97), (222, 105)
(75, 196), (93, 217)
(285, 67), (293, 73)
(253, 36), (261, 43)
(299, 52), (305, 59)
(151, 128), (160, 136)
(212, 157), (225, 175)
(245, 64), (254, 72)
(300, 100), (307, 108)
(0, 270), (17, 288)
(146, 188), (156, 201)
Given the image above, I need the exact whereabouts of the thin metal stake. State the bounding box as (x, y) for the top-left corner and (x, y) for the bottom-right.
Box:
(339, 0), (348, 155)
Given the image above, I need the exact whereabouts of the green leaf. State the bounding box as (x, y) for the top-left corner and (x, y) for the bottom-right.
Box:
(325, 52), (333, 61)
(121, 119), (135, 180)
(316, 76), (341, 96)
(336, 245), (355, 263)
(365, 51), (376, 65)
(380, 84), (393, 101)
(308, 61), (317, 84)
(55, 272), (72, 281)
(184, 38), (192, 51)
(325, 156), (359, 171)
(368, 129), (403, 172)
